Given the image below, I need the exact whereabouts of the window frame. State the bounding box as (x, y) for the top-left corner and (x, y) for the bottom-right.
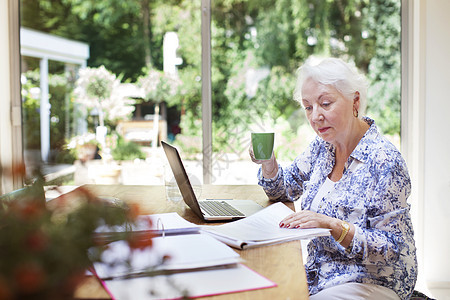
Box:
(3, 0), (410, 189)
(201, 0), (212, 184)
(1, 0), (23, 194)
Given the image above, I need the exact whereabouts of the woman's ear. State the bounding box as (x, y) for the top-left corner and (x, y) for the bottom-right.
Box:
(353, 91), (360, 108)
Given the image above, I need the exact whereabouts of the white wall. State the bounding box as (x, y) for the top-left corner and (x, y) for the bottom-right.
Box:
(423, 0), (450, 292)
(405, 1), (450, 298)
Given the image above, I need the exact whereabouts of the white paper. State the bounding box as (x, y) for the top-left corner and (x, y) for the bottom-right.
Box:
(201, 202), (330, 249)
(95, 212), (199, 236)
(92, 233), (241, 279)
(102, 264), (276, 300)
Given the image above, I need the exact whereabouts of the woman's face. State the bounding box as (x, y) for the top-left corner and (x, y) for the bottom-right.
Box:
(301, 78), (356, 145)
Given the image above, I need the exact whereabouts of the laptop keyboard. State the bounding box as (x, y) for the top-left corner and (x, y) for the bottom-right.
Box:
(199, 201), (245, 217)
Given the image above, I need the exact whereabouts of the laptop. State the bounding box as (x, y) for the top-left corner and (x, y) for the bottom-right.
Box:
(161, 141), (263, 222)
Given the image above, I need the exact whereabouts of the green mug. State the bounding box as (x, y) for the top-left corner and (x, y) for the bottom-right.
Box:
(251, 132), (275, 160)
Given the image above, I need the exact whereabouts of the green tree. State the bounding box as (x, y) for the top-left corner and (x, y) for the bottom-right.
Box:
(20, 0), (402, 156)
(207, 0), (372, 150)
(63, 0), (147, 81)
(364, 0), (401, 135)
(21, 69), (75, 147)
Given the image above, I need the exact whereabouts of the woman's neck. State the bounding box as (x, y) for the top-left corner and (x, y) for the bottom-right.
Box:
(329, 119), (370, 181)
(334, 118), (369, 159)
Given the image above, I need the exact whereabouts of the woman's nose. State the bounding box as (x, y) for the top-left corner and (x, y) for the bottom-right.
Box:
(311, 107), (323, 122)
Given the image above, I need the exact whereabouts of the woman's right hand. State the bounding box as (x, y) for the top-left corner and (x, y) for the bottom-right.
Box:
(249, 146), (278, 178)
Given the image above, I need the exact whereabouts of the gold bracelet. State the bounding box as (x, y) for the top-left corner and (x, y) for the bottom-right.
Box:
(336, 221), (350, 243)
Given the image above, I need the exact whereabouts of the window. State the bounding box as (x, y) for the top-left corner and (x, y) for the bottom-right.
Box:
(209, 0), (402, 184)
(15, 0), (401, 187)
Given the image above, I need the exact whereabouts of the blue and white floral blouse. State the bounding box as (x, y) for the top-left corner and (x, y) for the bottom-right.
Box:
(257, 117), (417, 300)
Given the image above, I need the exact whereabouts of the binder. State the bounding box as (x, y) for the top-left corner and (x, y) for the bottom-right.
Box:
(95, 212), (200, 240)
(90, 219), (276, 299)
(91, 234), (241, 280)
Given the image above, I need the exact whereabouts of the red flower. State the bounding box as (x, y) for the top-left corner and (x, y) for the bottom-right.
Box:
(127, 203), (141, 222)
(25, 230), (49, 252)
(162, 255), (171, 263)
(17, 202), (45, 220)
(144, 215), (153, 228)
(0, 276), (12, 300)
(127, 233), (153, 250)
(13, 262), (46, 294)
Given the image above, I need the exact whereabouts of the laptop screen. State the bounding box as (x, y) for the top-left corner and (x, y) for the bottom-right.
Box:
(161, 141), (204, 219)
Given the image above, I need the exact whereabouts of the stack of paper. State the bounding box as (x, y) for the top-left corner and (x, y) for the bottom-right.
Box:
(91, 233), (276, 299)
(201, 202), (330, 249)
(92, 234), (240, 280)
(100, 263), (276, 300)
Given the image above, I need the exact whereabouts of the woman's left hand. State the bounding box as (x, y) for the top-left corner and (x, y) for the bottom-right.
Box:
(280, 210), (355, 248)
(279, 210), (334, 229)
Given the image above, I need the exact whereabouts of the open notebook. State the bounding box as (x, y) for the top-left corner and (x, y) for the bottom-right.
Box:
(161, 141), (263, 222)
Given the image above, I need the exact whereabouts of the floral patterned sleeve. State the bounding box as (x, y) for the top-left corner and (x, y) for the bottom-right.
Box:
(344, 157), (416, 269)
(257, 137), (322, 202)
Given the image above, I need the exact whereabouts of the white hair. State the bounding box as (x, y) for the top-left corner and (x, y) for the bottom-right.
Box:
(293, 56), (368, 115)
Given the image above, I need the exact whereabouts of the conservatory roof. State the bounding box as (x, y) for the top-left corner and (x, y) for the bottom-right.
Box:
(20, 27), (89, 66)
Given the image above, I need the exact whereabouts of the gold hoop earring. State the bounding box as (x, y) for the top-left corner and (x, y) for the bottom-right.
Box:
(353, 109), (359, 118)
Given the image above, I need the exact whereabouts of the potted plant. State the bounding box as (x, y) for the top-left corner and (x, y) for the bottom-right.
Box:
(67, 133), (99, 163)
(136, 67), (181, 149)
(73, 66), (135, 149)
(0, 175), (148, 299)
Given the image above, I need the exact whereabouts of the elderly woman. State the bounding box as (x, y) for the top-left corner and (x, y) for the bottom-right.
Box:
(250, 57), (417, 300)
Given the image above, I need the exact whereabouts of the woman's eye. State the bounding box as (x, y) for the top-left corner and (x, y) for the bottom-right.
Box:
(304, 106), (312, 111)
(322, 102), (331, 107)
